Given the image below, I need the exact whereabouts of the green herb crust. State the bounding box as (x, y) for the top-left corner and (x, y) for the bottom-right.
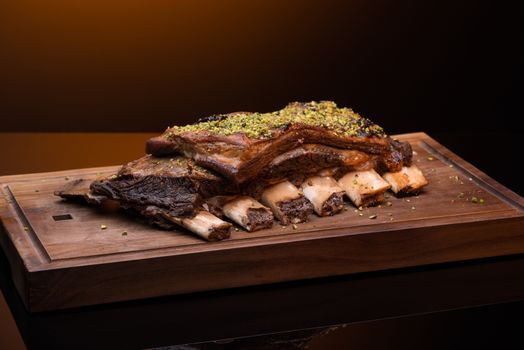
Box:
(166, 101), (386, 140)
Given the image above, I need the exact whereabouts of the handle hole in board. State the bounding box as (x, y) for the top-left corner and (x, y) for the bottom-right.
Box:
(52, 214), (73, 221)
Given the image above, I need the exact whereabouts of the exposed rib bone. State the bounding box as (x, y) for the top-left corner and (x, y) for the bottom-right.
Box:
(163, 210), (232, 241)
(301, 176), (345, 216)
(338, 170), (391, 207)
(221, 196), (274, 231)
(382, 165), (428, 194)
(260, 181), (313, 225)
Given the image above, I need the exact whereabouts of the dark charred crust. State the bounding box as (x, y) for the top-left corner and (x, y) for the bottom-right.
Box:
(197, 114), (229, 123)
(90, 175), (200, 218)
(320, 192), (345, 216)
(278, 197), (314, 224)
(245, 208), (274, 231)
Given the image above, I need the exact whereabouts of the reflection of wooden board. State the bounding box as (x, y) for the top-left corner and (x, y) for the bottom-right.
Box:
(1, 132), (523, 312)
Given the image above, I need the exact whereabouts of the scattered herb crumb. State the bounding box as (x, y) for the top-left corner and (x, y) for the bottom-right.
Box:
(23, 226), (29, 231)
(121, 231), (128, 236)
(427, 156), (434, 161)
(471, 197), (484, 204)
(292, 224), (298, 230)
(64, 176), (70, 181)
(358, 213), (363, 217)
(390, 217), (394, 221)
(457, 192), (465, 199)
(386, 201), (392, 207)
(358, 206), (363, 211)
(368, 214), (377, 219)
(100, 224), (107, 230)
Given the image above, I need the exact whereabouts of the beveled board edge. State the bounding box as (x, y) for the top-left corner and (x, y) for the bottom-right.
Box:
(25, 215), (524, 311)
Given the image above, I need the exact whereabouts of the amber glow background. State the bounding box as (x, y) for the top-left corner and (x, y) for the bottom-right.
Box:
(0, 1), (522, 348)
(0, 0), (521, 133)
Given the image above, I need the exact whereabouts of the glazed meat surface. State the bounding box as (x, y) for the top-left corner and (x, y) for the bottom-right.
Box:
(146, 101), (412, 184)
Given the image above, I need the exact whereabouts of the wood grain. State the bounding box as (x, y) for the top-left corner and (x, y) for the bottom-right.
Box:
(1, 132), (523, 312)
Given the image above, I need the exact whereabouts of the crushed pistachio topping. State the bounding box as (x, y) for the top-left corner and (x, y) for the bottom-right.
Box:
(166, 101), (386, 140)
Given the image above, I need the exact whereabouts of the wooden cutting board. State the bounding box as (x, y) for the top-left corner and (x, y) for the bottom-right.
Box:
(1, 132), (523, 312)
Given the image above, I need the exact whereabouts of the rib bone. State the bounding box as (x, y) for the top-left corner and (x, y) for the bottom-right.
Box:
(164, 210), (232, 241)
(301, 176), (345, 216)
(260, 181), (313, 225)
(221, 196), (274, 231)
(382, 165), (428, 194)
(338, 170), (391, 207)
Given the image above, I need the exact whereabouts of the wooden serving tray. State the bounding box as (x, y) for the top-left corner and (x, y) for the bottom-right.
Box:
(1, 132), (523, 312)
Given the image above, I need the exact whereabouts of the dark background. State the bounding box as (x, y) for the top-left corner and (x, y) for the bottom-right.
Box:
(0, 1), (523, 348)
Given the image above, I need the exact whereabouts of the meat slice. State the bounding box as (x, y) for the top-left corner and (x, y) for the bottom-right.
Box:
(219, 196), (274, 232)
(338, 170), (391, 207)
(260, 181), (314, 225)
(89, 155), (233, 218)
(382, 165), (428, 194)
(301, 176), (345, 216)
(146, 101), (412, 184)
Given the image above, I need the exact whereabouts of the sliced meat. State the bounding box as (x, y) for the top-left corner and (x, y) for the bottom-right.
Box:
(221, 196), (274, 232)
(382, 165), (428, 195)
(260, 181), (314, 225)
(338, 170), (391, 207)
(301, 176), (345, 216)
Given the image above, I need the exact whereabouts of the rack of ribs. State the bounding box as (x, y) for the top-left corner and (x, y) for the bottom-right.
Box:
(56, 101), (428, 241)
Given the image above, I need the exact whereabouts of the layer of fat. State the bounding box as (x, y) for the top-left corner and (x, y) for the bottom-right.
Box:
(222, 196), (271, 230)
(301, 176), (343, 215)
(338, 169), (391, 207)
(382, 165), (428, 193)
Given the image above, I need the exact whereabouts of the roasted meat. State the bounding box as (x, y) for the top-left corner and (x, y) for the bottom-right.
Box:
(146, 101), (412, 184)
(56, 101), (428, 241)
(89, 155), (233, 218)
